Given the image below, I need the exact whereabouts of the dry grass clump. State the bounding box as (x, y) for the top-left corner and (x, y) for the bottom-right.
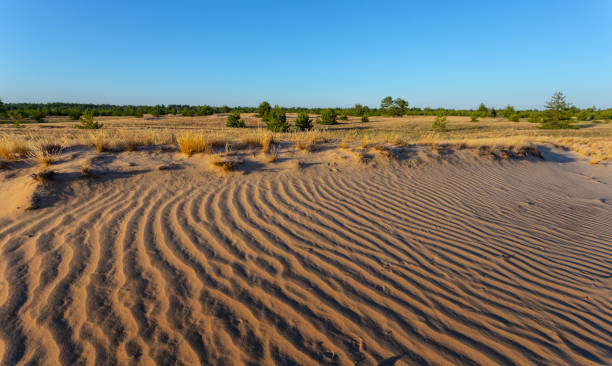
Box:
(81, 162), (90, 176)
(0, 135), (30, 160)
(28, 141), (63, 167)
(90, 133), (107, 153)
(266, 144), (280, 162)
(212, 156), (243, 171)
(293, 131), (318, 152)
(373, 145), (399, 160)
(261, 133), (274, 153)
(351, 149), (372, 164)
(177, 132), (211, 156)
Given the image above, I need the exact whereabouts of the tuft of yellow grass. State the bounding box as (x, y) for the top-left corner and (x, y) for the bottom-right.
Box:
(261, 133), (274, 153)
(0, 135), (30, 160)
(177, 132), (211, 156)
(90, 133), (106, 152)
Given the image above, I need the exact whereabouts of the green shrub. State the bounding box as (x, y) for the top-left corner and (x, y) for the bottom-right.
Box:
(470, 112), (479, 122)
(431, 112), (447, 132)
(257, 101), (271, 119)
(361, 115), (369, 122)
(226, 111), (246, 128)
(295, 111), (313, 131)
(264, 105), (289, 132)
(317, 109), (337, 125)
(338, 113), (348, 121)
(77, 110), (103, 129)
(509, 114), (520, 122)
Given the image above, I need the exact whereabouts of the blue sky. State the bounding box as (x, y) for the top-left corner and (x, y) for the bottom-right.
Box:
(1, 0), (611, 109)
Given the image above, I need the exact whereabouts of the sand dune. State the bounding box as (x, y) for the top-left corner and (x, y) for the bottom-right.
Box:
(0, 146), (611, 365)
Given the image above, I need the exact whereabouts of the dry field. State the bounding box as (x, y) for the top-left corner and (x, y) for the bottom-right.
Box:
(0, 115), (611, 365)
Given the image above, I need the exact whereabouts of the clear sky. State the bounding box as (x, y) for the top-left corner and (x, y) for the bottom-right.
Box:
(1, 0), (611, 109)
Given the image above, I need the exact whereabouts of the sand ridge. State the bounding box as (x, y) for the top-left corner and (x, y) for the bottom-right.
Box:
(0, 146), (611, 365)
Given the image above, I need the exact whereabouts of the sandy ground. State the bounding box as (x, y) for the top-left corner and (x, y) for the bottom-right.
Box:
(0, 144), (611, 365)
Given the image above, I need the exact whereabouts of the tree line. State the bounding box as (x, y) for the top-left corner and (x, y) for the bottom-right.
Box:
(1, 94), (611, 127)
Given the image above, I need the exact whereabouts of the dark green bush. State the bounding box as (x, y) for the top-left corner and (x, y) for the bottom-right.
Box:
(257, 101), (271, 119)
(361, 115), (369, 122)
(338, 113), (348, 121)
(264, 105), (289, 132)
(317, 109), (338, 125)
(295, 111), (313, 131)
(226, 111), (246, 128)
(509, 114), (520, 122)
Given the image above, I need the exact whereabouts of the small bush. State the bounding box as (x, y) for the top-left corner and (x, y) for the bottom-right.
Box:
(317, 109), (337, 125)
(226, 112), (246, 128)
(431, 113), (447, 132)
(295, 111), (313, 131)
(509, 114), (520, 122)
(470, 112), (479, 122)
(77, 110), (103, 129)
(338, 113), (348, 121)
(264, 105), (289, 132)
(361, 115), (369, 123)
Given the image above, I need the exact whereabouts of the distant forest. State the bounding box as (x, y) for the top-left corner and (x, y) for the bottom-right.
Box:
(1, 96), (611, 123)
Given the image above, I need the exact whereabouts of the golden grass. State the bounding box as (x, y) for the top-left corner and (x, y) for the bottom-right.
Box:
(177, 132), (210, 156)
(261, 133), (274, 153)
